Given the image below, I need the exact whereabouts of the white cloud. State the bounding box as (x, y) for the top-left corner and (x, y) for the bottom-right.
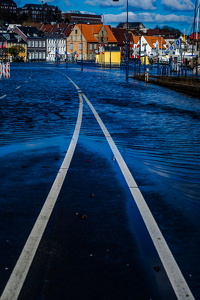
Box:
(104, 11), (193, 24)
(162, 0), (195, 10)
(84, 0), (156, 10)
(80, 10), (96, 15)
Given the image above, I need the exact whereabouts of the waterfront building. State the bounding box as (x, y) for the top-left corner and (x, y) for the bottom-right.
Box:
(67, 23), (118, 63)
(0, 31), (27, 61)
(12, 25), (46, 61)
(45, 33), (66, 61)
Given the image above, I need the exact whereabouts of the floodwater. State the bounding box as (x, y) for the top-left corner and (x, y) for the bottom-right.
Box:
(0, 62), (200, 300)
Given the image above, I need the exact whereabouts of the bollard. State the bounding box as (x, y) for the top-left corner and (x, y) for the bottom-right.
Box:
(7, 62), (10, 78)
(145, 70), (149, 83)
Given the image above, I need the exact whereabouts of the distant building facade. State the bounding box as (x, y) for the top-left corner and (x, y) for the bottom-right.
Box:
(117, 22), (145, 31)
(18, 3), (61, 23)
(0, 0), (17, 22)
(61, 11), (102, 25)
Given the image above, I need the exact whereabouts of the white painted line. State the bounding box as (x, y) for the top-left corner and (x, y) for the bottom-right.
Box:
(0, 95), (7, 99)
(15, 86), (21, 90)
(66, 77), (194, 300)
(0, 94), (83, 300)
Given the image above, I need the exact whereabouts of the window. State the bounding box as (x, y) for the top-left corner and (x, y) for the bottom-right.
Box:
(79, 43), (83, 50)
(75, 30), (78, 34)
(35, 40), (38, 47)
(89, 44), (92, 50)
(32, 40), (34, 47)
(39, 41), (42, 47)
(94, 44), (97, 50)
(28, 40), (31, 47)
(70, 43), (73, 50)
(70, 35), (73, 41)
(42, 41), (45, 47)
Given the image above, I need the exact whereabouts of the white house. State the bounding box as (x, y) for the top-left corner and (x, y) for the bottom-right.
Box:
(45, 33), (66, 62)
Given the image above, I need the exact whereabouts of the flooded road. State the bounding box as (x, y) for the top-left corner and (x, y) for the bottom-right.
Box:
(0, 63), (200, 300)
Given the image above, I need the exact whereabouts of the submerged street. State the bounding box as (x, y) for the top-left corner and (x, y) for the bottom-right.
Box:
(0, 62), (200, 300)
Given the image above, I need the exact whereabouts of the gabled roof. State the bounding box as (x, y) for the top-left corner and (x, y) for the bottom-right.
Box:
(104, 25), (117, 43)
(62, 24), (74, 37)
(189, 32), (200, 40)
(144, 36), (166, 49)
(76, 24), (118, 44)
(1, 32), (26, 44)
(15, 26), (45, 38)
(77, 24), (100, 42)
(132, 36), (140, 44)
(111, 28), (126, 44)
(40, 23), (67, 34)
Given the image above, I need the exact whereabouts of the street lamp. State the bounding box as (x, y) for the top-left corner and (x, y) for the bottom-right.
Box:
(113, 0), (129, 80)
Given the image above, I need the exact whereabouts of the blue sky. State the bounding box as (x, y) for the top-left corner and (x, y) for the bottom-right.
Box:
(15, 0), (197, 34)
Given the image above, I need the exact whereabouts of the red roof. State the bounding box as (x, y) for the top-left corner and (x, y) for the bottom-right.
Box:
(189, 32), (200, 40)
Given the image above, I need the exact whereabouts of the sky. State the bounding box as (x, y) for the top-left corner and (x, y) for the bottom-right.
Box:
(15, 0), (198, 34)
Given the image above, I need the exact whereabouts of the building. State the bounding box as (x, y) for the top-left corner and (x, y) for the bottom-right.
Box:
(131, 35), (167, 63)
(12, 26), (46, 61)
(45, 33), (66, 61)
(61, 11), (102, 25)
(96, 46), (121, 66)
(18, 3), (61, 23)
(111, 27), (134, 60)
(0, 32), (27, 61)
(0, 0), (17, 22)
(67, 23), (118, 63)
(117, 22), (145, 31)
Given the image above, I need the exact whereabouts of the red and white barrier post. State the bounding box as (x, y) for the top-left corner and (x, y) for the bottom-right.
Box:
(3, 63), (10, 79)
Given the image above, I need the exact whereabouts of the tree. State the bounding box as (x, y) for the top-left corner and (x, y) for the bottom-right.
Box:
(162, 25), (181, 34)
(6, 45), (25, 59)
(153, 25), (181, 35)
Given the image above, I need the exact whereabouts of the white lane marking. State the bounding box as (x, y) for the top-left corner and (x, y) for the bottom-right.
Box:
(15, 86), (21, 90)
(0, 95), (7, 99)
(67, 77), (194, 300)
(0, 94), (83, 300)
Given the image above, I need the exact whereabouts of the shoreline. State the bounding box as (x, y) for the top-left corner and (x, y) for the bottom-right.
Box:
(132, 74), (200, 99)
